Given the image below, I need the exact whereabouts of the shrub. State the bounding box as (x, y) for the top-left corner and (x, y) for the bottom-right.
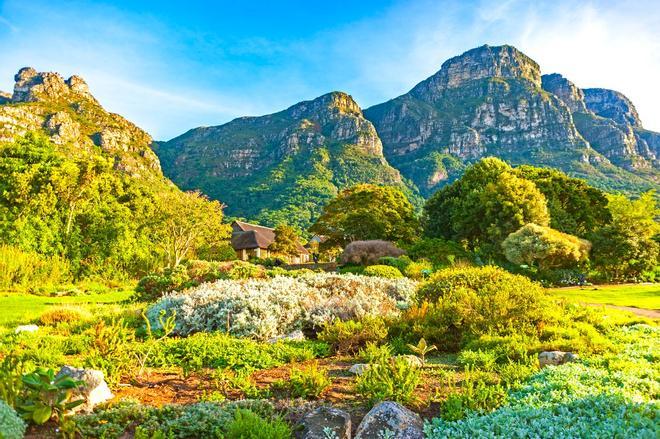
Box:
(405, 238), (472, 267)
(378, 256), (412, 272)
(457, 349), (497, 371)
(340, 240), (405, 265)
(417, 266), (552, 340)
(39, 307), (88, 325)
(319, 317), (388, 354)
(227, 261), (267, 280)
(337, 265), (365, 275)
(363, 264), (403, 279)
(355, 356), (421, 406)
(148, 273), (416, 340)
(0, 245), (70, 292)
(272, 362), (331, 399)
(441, 374), (507, 421)
(462, 334), (534, 363)
(0, 400), (26, 439)
(403, 259), (434, 280)
(224, 409), (291, 439)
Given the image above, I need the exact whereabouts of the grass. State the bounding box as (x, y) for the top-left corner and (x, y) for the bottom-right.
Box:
(0, 289), (132, 327)
(548, 283), (660, 310)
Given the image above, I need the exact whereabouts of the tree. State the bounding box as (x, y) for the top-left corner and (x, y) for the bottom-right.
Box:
(310, 184), (420, 248)
(152, 190), (231, 267)
(268, 224), (301, 258)
(424, 158), (550, 253)
(515, 165), (611, 236)
(590, 191), (660, 280)
(502, 223), (591, 270)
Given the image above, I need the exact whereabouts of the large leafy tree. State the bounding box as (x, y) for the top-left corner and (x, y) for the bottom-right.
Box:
(424, 158), (550, 252)
(515, 165), (611, 237)
(310, 184), (420, 248)
(268, 224), (301, 258)
(502, 223), (591, 270)
(152, 190), (231, 267)
(590, 191), (659, 280)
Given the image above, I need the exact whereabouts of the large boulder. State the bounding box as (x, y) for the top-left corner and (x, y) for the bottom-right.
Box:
(14, 324), (39, 334)
(538, 351), (579, 368)
(298, 406), (352, 439)
(355, 401), (423, 439)
(56, 366), (113, 412)
(348, 363), (370, 376)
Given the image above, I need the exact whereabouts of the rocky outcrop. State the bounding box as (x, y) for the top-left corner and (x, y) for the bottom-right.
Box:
(354, 402), (424, 439)
(584, 88), (642, 127)
(155, 91), (416, 230)
(0, 68), (162, 177)
(538, 351), (579, 368)
(0, 91), (11, 104)
(541, 74), (588, 113)
(55, 366), (113, 413)
(298, 406), (352, 439)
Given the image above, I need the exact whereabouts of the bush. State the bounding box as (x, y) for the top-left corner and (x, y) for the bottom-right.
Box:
(340, 240), (406, 265)
(39, 307), (88, 325)
(363, 264), (403, 279)
(337, 265), (365, 275)
(272, 362), (331, 399)
(441, 374), (507, 421)
(405, 238), (472, 267)
(0, 399), (26, 439)
(416, 266), (552, 340)
(403, 259), (434, 280)
(0, 245), (70, 292)
(355, 356), (421, 406)
(224, 409), (291, 439)
(457, 349), (498, 371)
(318, 317), (389, 354)
(148, 273), (416, 340)
(378, 256), (412, 272)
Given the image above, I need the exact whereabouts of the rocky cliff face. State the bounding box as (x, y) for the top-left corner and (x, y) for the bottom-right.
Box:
(156, 91), (417, 230)
(583, 88), (641, 127)
(0, 67), (161, 178)
(363, 45), (658, 196)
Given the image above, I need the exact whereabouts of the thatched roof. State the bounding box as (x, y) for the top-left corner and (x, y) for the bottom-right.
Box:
(230, 221), (308, 254)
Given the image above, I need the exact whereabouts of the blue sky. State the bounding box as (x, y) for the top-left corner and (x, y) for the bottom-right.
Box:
(1, 0), (659, 139)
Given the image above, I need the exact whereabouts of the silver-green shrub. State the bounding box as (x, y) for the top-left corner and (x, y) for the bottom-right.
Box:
(0, 400), (26, 439)
(147, 273), (416, 340)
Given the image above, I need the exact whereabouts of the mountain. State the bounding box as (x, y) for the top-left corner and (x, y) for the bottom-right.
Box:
(364, 45), (659, 196)
(155, 92), (419, 231)
(0, 67), (162, 179)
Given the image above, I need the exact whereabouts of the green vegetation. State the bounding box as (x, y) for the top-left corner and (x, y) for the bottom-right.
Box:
(549, 283), (660, 309)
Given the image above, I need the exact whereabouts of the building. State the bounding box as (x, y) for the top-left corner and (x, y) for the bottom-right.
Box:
(230, 220), (309, 263)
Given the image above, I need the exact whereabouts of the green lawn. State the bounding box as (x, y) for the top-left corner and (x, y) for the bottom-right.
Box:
(0, 289), (133, 327)
(548, 283), (660, 310)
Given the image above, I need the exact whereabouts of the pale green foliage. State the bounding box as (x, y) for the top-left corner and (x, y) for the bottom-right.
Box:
(0, 400), (26, 439)
(148, 273), (416, 340)
(407, 338), (436, 364)
(502, 223), (591, 269)
(355, 355), (421, 405)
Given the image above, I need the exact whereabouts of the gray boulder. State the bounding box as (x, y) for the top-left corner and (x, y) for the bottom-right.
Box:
(299, 406), (352, 439)
(538, 351), (579, 368)
(355, 401), (423, 439)
(56, 366), (113, 412)
(348, 363), (370, 376)
(267, 329), (306, 344)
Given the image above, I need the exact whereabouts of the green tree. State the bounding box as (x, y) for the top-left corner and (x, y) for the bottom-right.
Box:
(502, 223), (591, 270)
(424, 158), (550, 253)
(268, 224), (301, 258)
(515, 165), (611, 236)
(590, 191), (660, 280)
(310, 184), (420, 248)
(152, 190), (231, 267)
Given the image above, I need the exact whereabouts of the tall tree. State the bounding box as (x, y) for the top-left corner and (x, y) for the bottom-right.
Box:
(153, 190), (231, 267)
(310, 184), (420, 248)
(424, 157), (550, 253)
(515, 165), (611, 237)
(268, 224), (301, 258)
(590, 191), (659, 280)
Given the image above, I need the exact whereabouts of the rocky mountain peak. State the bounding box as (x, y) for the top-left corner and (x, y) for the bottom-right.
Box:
(288, 91), (362, 119)
(12, 67), (96, 104)
(0, 90), (10, 104)
(541, 74), (588, 113)
(583, 88), (642, 127)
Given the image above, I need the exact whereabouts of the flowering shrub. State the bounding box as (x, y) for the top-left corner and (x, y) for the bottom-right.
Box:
(147, 273), (416, 340)
(363, 264), (403, 279)
(425, 324), (659, 438)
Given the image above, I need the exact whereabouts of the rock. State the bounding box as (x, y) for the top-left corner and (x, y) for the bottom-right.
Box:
(298, 406), (352, 439)
(355, 401), (424, 439)
(0, 90), (11, 104)
(55, 366), (113, 412)
(14, 324), (38, 334)
(584, 88), (642, 127)
(267, 329), (306, 343)
(538, 351), (579, 368)
(395, 355), (423, 368)
(348, 363), (370, 376)
(541, 73), (588, 113)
